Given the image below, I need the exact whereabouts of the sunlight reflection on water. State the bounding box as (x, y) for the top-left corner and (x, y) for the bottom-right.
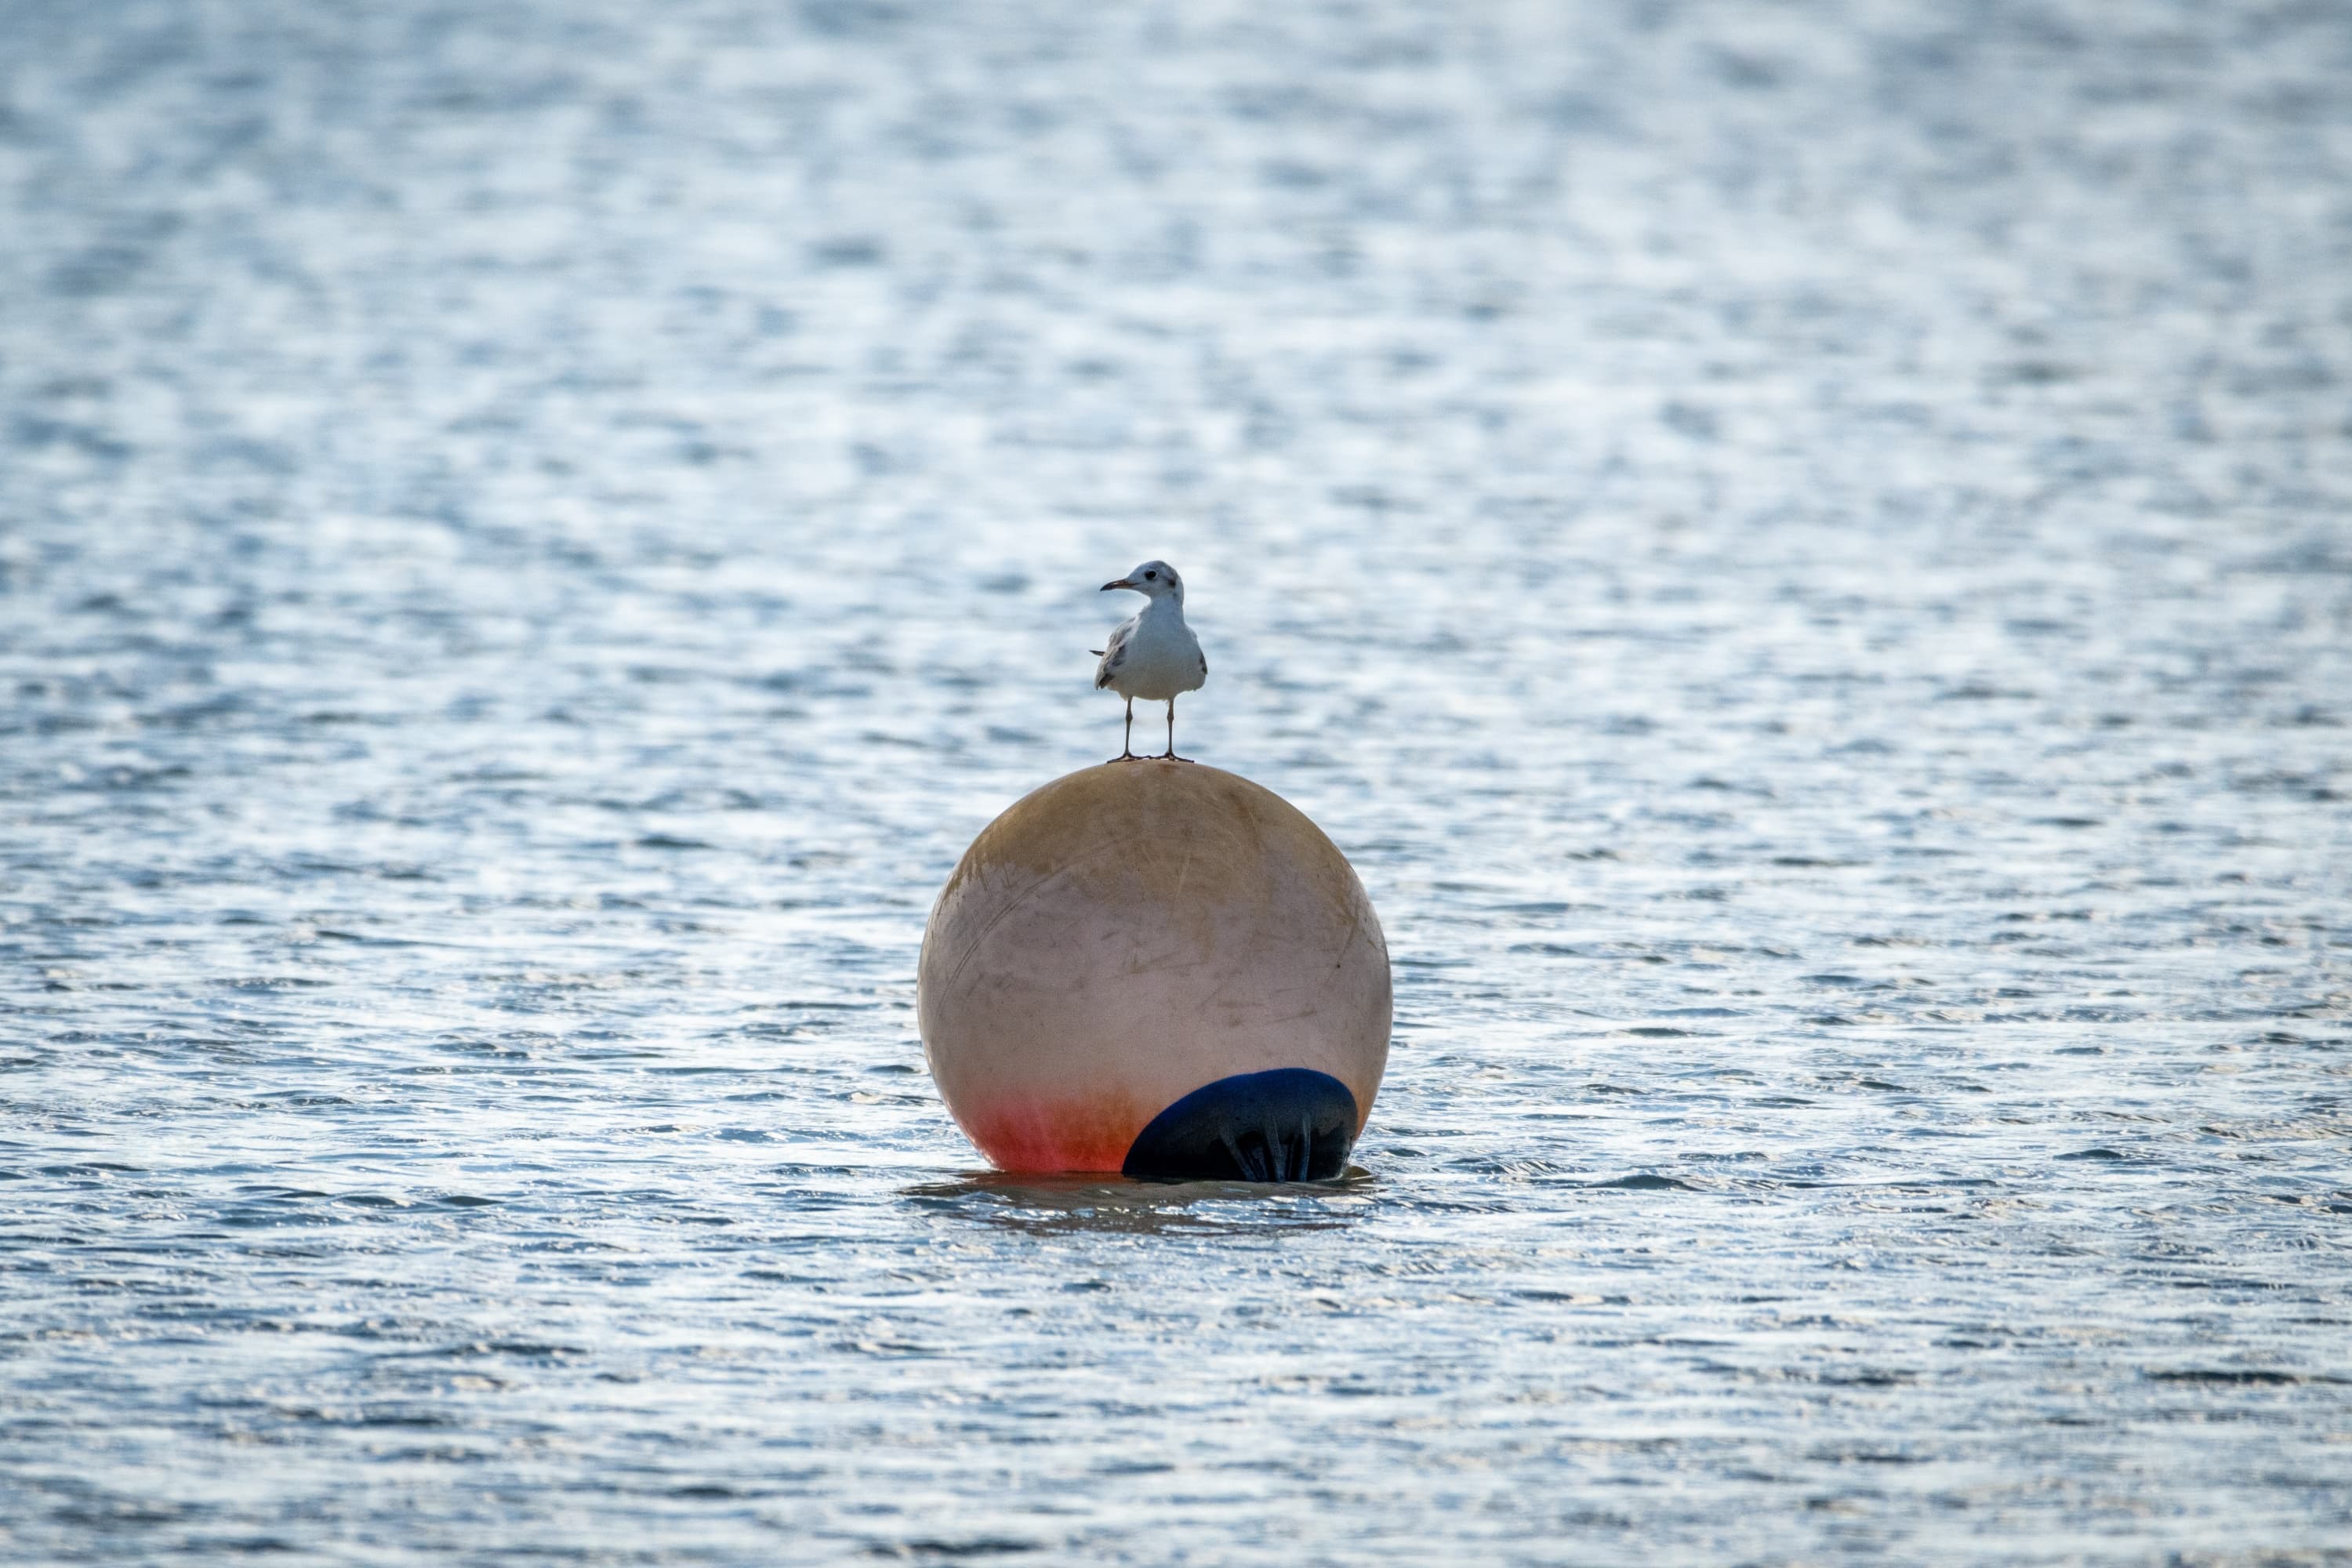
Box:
(3, 0), (2350, 1561)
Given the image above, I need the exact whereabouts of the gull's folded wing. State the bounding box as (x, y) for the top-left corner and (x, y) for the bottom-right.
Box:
(1094, 619), (1134, 690)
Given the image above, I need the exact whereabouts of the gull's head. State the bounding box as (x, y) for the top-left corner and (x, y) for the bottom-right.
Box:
(1101, 560), (1184, 602)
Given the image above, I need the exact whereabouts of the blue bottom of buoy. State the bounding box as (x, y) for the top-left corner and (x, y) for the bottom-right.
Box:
(1121, 1068), (1359, 1182)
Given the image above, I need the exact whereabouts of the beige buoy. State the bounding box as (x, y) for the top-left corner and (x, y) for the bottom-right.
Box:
(918, 760), (1391, 1178)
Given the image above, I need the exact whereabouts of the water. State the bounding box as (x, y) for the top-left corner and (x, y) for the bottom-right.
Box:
(5, 0), (2350, 1560)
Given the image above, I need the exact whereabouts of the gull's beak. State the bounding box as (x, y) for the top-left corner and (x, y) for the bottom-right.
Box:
(1101, 578), (1135, 591)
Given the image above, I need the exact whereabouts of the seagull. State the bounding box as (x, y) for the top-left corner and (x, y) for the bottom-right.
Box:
(1091, 560), (1207, 761)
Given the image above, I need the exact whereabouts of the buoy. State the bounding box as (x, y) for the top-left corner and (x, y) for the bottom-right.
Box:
(918, 760), (1391, 1179)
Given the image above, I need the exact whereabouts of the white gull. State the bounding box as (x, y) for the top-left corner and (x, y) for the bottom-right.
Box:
(1091, 560), (1207, 760)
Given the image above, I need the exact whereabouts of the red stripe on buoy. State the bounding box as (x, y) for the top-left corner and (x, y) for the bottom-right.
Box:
(958, 1091), (1149, 1174)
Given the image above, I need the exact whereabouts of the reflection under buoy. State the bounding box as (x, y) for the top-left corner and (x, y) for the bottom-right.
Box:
(901, 1168), (1377, 1236)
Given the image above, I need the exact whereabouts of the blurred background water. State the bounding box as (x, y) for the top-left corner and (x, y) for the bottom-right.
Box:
(5, 0), (2350, 1561)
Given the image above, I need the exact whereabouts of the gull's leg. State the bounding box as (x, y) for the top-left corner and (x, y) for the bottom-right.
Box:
(1119, 697), (1135, 760)
(1163, 697), (1178, 759)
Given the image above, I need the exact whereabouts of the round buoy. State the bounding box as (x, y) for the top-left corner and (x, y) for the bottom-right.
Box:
(918, 760), (1391, 1179)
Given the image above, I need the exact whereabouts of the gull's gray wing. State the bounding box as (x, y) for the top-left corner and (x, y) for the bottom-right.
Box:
(1094, 615), (1136, 689)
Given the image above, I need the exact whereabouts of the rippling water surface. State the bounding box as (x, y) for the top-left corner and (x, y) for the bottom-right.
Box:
(5, 1), (2351, 1561)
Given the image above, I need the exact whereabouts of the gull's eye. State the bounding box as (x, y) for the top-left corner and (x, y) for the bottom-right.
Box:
(1144, 570), (1158, 580)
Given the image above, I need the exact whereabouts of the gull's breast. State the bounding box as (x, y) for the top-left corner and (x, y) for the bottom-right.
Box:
(1102, 616), (1205, 701)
